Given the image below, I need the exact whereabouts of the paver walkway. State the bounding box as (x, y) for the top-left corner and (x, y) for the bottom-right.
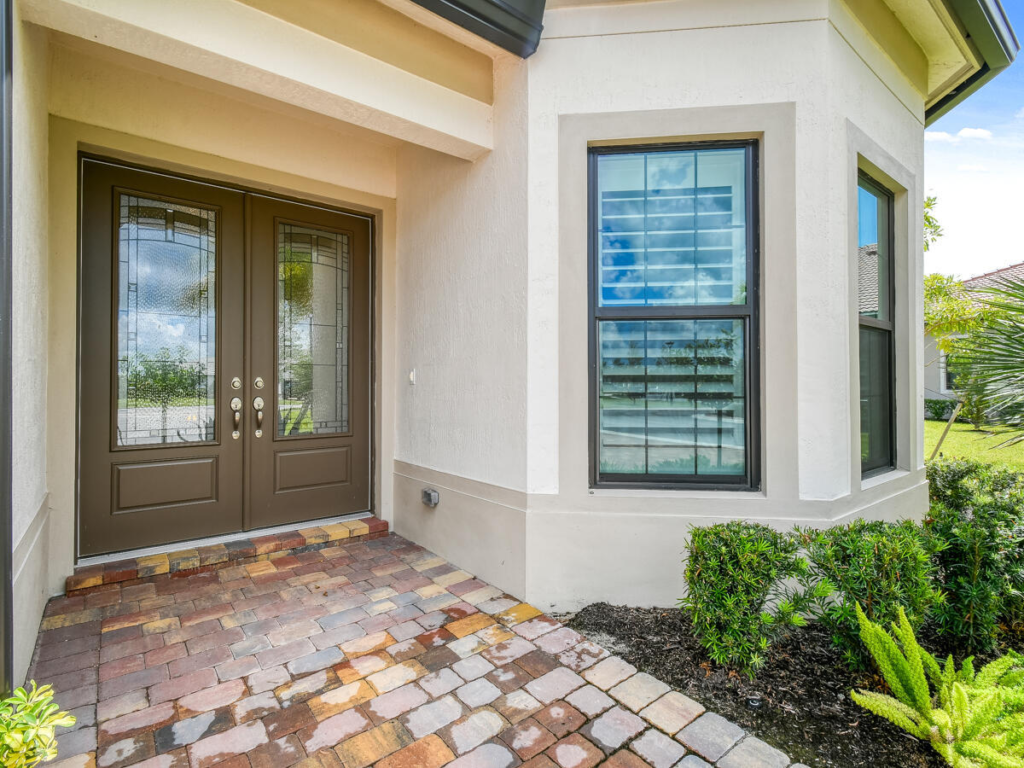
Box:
(32, 533), (803, 768)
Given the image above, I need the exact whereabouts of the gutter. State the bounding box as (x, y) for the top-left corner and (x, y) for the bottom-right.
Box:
(409, 0), (545, 58)
(926, 0), (1020, 124)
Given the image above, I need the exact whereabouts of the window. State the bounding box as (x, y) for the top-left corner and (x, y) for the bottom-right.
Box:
(589, 142), (759, 489)
(940, 352), (958, 393)
(856, 173), (895, 476)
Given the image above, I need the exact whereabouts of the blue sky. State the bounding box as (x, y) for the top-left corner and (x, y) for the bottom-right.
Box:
(924, 0), (1024, 278)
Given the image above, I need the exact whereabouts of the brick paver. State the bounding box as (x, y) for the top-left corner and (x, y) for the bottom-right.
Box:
(34, 532), (795, 767)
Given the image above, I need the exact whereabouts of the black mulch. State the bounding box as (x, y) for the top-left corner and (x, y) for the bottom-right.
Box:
(566, 603), (949, 768)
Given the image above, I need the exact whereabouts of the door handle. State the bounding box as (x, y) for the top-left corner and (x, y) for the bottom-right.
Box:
(230, 397), (242, 439)
(253, 396), (265, 437)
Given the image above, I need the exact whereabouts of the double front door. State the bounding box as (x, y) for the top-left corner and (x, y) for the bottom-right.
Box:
(79, 159), (371, 556)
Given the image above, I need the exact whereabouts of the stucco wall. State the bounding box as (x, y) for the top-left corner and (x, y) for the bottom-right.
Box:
(11, 15), (52, 684)
(391, 56), (529, 594)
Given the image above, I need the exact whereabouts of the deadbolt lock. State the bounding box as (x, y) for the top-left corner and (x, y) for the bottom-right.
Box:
(231, 377), (242, 390)
(230, 397), (242, 412)
(253, 396), (265, 410)
(254, 377), (265, 390)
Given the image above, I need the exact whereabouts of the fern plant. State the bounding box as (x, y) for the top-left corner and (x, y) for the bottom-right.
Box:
(851, 604), (1024, 767)
(0, 681), (76, 768)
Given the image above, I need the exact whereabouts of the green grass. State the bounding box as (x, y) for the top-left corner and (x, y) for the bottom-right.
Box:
(925, 419), (1024, 472)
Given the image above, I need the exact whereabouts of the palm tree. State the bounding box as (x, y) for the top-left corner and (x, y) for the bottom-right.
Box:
(954, 278), (1024, 447)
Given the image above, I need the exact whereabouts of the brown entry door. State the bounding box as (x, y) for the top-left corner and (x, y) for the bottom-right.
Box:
(247, 196), (371, 529)
(79, 160), (371, 557)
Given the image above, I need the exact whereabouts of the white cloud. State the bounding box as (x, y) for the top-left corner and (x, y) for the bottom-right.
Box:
(957, 164), (988, 172)
(924, 127), (993, 144)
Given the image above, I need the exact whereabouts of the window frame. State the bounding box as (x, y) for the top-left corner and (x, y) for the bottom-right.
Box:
(587, 139), (761, 491)
(857, 170), (896, 478)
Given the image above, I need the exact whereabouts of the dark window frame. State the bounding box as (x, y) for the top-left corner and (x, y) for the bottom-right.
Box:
(587, 140), (761, 492)
(857, 170), (896, 478)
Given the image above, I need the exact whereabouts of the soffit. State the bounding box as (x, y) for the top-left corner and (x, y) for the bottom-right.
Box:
(235, 0), (494, 104)
(881, 0), (982, 105)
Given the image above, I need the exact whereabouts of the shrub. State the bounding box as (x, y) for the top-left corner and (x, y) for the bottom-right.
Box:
(926, 398), (954, 421)
(926, 501), (1009, 652)
(798, 520), (935, 668)
(852, 604), (1024, 768)
(681, 521), (831, 677)
(0, 681), (75, 768)
(927, 458), (1024, 637)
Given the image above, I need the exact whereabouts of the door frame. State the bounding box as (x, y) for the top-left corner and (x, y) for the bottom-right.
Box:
(75, 152), (378, 559)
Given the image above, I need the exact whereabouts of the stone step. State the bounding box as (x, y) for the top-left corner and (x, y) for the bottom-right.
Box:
(65, 517), (390, 594)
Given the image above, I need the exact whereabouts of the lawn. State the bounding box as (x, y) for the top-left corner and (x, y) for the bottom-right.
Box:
(925, 419), (1024, 472)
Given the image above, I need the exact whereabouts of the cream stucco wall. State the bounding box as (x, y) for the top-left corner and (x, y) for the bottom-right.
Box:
(11, 11), (52, 684)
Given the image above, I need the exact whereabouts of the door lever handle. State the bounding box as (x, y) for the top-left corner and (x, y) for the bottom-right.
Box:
(230, 397), (242, 438)
(253, 396), (265, 436)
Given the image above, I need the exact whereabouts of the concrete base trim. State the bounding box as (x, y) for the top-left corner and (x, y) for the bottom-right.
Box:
(392, 461), (527, 598)
(13, 494), (50, 685)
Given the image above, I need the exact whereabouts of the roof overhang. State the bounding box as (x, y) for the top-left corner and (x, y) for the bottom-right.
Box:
(925, 0), (1019, 122)
(884, 0), (1018, 124)
(408, 0), (546, 57)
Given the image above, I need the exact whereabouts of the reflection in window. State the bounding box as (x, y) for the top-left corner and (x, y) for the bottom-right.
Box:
(592, 143), (757, 487)
(278, 223), (350, 437)
(599, 320), (745, 477)
(857, 175), (895, 475)
(598, 149), (747, 307)
(116, 195), (217, 446)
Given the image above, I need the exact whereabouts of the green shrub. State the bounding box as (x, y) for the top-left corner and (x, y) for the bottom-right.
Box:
(851, 604), (1024, 768)
(681, 521), (831, 677)
(927, 398), (954, 421)
(0, 681), (75, 768)
(927, 458), (1024, 637)
(798, 520), (936, 668)
(926, 502), (1009, 652)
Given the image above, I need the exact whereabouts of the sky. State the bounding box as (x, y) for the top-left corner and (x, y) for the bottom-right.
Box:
(924, 0), (1024, 279)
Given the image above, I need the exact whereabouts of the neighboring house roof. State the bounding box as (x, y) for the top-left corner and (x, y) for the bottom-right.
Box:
(963, 260), (1024, 290)
(858, 244), (880, 316)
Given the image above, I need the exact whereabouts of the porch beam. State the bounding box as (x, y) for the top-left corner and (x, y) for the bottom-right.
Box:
(21, 0), (494, 160)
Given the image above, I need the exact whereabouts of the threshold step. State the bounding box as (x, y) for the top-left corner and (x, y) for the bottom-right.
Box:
(65, 517), (389, 594)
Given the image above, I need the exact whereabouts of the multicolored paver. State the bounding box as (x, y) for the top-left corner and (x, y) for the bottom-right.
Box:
(30, 533), (802, 768)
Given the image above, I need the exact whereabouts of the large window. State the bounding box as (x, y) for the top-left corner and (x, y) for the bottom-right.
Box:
(857, 172), (895, 476)
(589, 142), (759, 489)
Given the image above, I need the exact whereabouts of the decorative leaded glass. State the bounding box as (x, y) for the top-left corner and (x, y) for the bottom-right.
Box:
(116, 195), (217, 446)
(277, 223), (350, 437)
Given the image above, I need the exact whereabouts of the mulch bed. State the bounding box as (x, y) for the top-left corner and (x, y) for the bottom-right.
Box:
(566, 603), (948, 768)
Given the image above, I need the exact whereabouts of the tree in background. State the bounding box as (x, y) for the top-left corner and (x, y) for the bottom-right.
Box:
(923, 195), (943, 253)
(954, 280), (1024, 446)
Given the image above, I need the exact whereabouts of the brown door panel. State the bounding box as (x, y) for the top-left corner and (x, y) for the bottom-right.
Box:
(247, 195), (371, 529)
(79, 160), (246, 555)
(79, 160), (372, 557)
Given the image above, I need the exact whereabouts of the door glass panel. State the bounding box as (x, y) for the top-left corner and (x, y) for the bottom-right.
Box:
(277, 223), (350, 437)
(116, 195), (217, 446)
